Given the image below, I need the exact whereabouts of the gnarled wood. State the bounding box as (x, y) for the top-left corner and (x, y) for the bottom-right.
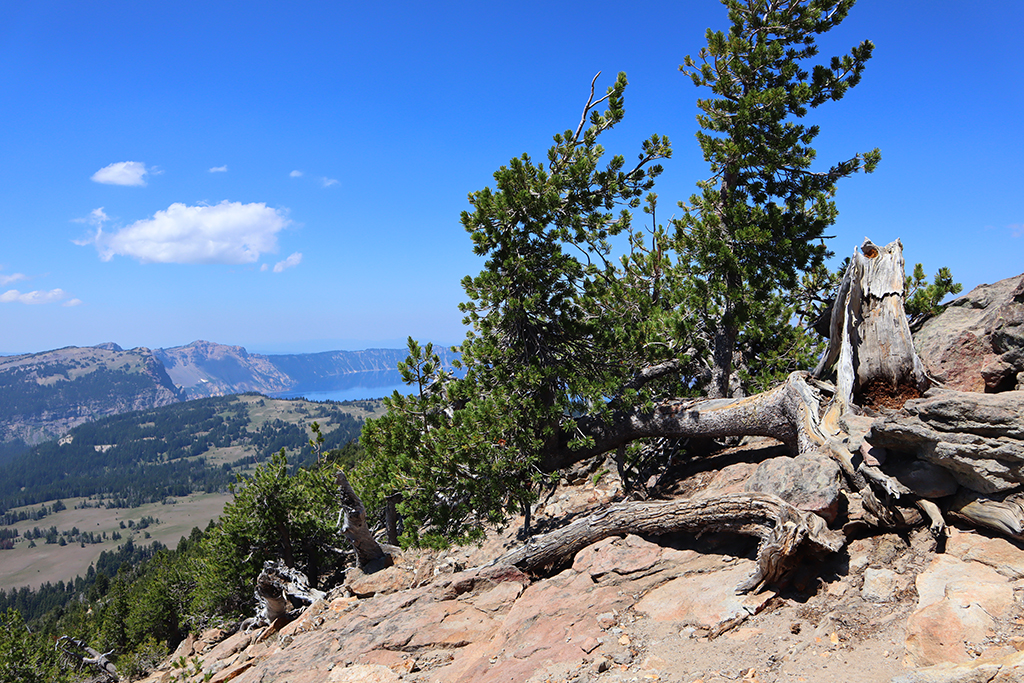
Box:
(249, 560), (326, 629)
(495, 492), (844, 593)
(814, 238), (930, 408)
(544, 371), (829, 472)
(336, 470), (389, 569)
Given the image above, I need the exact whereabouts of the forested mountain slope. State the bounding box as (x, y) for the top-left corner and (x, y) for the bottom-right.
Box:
(0, 340), (450, 457)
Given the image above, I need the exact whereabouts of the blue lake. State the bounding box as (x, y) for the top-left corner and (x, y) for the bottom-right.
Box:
(271, 383), (412, 403)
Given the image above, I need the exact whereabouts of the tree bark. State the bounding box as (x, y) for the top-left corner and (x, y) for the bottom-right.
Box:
(251, 560), (326, 627)
(813, 238), (930, 409)
(542, 370), (829, 472)
(495, 492), (844, 593)
(336, 470), (389, 569)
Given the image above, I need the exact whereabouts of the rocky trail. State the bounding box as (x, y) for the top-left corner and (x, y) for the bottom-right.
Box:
(137, 464), (1024, 683)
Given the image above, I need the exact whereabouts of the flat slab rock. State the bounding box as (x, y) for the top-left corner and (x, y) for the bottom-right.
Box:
(869, 389), (1024, 493)
(167, 535), (777, 683)
(903, 529), (1024, 675)
(135, 524), (1024, 683)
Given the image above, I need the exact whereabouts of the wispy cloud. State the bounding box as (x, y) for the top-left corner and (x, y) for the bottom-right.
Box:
(78, 200), (291, 265)
(1, 288), (73, 305)
(290, 170), (303, 178)
(321, 177), (339, 188)
(0, 271), (27, 286)
(209, 165), (229, 173)
(1011, 224), (1022, 238)
(91, 161), (150, 186)
(272, 252), (302, 273)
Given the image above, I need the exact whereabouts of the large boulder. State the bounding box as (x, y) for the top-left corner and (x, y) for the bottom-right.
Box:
(914, 274), (1024, 393)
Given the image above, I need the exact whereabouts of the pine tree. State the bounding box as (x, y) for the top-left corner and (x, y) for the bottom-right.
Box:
(675, 0), (880, 397)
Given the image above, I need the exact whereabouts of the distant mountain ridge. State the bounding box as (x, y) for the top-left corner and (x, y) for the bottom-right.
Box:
(0, 340), (453, 450)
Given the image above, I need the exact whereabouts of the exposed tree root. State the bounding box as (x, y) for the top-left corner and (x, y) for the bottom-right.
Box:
(495, 492), (845, 593)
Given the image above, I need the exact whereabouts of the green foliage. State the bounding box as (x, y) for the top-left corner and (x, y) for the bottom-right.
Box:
(170, 655), (212, 682)
(0, 394), (363, 513)
(675, 0), (878, 397)
(0, 609), (70, 683)
(359, 339), (529, 547)
(361, 74), (672, 547)
(905, 263), (963, 330)
(192, 450), (342, 619)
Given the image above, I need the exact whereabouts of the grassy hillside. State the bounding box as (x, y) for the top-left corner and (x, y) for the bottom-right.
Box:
(0, 393), (384, 591)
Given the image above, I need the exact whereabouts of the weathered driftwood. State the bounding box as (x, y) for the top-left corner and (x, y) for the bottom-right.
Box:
(495, 492), (844, 593)
(336, 470), (389, 569)
(545, 371), (830, 472)
(249, 560), (326, 628)
(949, 490), (1024, 540)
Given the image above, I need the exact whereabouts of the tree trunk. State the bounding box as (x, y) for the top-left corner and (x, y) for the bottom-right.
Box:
(813, 238), (930, 409)
(543, 370), (829, 472)
(251, 560), (326, 627)
(336, 470), (389, 569)
(495, 492), (844, 593)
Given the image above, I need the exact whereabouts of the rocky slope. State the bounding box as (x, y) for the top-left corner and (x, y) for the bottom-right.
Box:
(139, 467), (1024, 683)
(131, 272), (1024, 683)
(153, 340), (294, 398)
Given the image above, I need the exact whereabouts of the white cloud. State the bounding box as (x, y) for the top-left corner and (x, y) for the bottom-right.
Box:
(0, 272), (27, 285)
(272, 252), (302, 273)
(83, 200), (291, 265)
(209, 165), (228, 173)
(1, 288), (70, 305)
(91, 161), (150, 186)
(321, 177), (339, 188)
(63, 298), (83, 307)
(290, 170), (303, 178)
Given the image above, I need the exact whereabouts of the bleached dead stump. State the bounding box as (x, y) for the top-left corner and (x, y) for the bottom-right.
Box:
(814, 238), (931, 411)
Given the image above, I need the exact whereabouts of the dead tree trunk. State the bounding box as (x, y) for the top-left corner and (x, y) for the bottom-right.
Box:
(56, 636), (118, 682)
(495, 493), (844, 593)
(336, 470), (390, 569)
(813, 238), (931, 410)
(246, 560), (327, 630)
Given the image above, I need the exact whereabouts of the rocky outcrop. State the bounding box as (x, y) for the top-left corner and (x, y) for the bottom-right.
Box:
(154, 340), (294, 399)
(915, 274), (1024, 393)
(869, 389), (1024, 494)
(154, 341), (458, 399)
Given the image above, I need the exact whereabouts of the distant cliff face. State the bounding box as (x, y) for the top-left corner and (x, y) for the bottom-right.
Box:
(154, 340), (294, 399)
(0, 345), (180, 445)
(156, 341), (457, 398)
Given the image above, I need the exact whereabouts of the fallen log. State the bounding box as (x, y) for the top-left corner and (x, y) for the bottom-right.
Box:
(494, 492), (844, 593)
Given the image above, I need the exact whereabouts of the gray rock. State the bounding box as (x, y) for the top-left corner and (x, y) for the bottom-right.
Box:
(869, 389), (1024, 493)
(861, 567), (897, 602)
(744, 454), (842, 522)
(915, 273), (1024, 393)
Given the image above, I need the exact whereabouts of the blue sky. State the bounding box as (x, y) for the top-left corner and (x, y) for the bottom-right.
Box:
(1, 1), (1021, 355)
